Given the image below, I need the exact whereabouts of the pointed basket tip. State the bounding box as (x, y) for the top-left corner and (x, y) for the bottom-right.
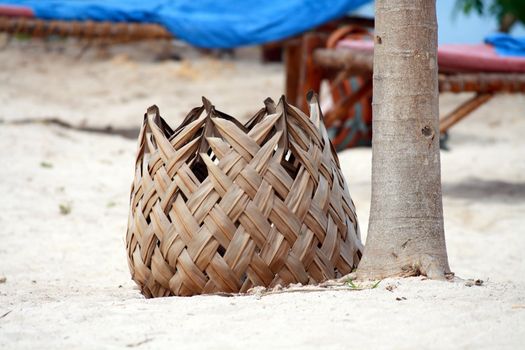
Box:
(306, 90), (318, 104)
(277, 95), (288, 109)
(146, 105), (159, 117)
(263, 97), (275, 105)
(202, 96), (213, 112)
(264, 97), (276, 114)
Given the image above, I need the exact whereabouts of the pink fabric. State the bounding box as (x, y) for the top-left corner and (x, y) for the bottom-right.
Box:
(336, 39), (525, 73)
(0, 5), (34, 17)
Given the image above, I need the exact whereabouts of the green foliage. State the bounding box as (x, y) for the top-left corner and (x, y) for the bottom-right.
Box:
(40, 161), (53, 168)
(455, 0), (525, 30)
(346, 279), (359, 289)
(345, 278), (382, 290)
(59, 203), (72, 215)
(456, 0), (484, 15)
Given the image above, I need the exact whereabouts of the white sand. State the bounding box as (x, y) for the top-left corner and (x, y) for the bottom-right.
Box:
(1, 40), (524, 349)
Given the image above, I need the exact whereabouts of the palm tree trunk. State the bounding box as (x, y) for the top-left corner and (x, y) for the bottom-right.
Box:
(356, 0), (451, 280)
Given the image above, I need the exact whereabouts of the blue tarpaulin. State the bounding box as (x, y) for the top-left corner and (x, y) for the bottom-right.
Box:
(485, 33), (525, 57)
(0, 0), (372, 48)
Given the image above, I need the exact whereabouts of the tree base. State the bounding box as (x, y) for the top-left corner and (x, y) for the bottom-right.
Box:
(356, 253), (452, 281)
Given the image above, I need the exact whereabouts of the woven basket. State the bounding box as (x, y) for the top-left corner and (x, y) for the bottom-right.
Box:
(126, 93), (363, 297)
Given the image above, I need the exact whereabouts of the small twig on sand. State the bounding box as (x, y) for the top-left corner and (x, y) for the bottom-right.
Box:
(247, 277), (380, 299)
(318, 272), (357, 287)
(250, 286), (362, 298)
(126, 337), (153, 348)
(0, 310), (13, 319)
(191, 273), (380, 299)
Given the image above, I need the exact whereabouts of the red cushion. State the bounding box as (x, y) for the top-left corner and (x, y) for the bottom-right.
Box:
(336, 39), (525, 73)
(0, 5), (35, 17)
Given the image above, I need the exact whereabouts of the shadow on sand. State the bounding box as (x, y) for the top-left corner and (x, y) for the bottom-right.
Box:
(2, 117), (140, 139)
(443, 177), (525, 203)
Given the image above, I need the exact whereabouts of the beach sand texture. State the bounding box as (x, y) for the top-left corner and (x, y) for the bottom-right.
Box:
(0, 40), (524, 349)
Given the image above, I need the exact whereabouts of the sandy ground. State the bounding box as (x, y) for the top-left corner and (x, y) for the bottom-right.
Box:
(0, 39), (524, 349)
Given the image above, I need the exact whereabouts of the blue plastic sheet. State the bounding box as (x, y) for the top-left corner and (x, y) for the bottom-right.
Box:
(485, 33), (525, 57)
(1, 0), (372, 48)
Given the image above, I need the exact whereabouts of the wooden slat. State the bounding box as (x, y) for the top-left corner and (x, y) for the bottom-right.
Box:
(0, 16), (172, 41)
(439, 93), (494, 133)
(439, 73), (525, 93)
(313, 48), (373, 75)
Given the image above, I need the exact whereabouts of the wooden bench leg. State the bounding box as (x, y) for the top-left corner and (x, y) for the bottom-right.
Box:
(324, 77), (373, 126)
(439, 93), (493, 134)
(297, 33), (326, 112)
(284, 38), (301, 106)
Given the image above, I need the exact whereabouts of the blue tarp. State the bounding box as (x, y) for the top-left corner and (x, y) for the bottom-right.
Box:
(485, 33), (525, 57)
(1, 0), (372, 48)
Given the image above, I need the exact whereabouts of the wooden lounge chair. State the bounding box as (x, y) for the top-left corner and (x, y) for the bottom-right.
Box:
(0, 6), (172, 43)
(285, 26), (525, 150)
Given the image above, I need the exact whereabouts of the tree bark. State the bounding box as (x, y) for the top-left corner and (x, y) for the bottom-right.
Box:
(356, 0), (451, 280)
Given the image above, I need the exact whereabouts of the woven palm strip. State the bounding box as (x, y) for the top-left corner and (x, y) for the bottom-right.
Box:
(126, 93), (363, 297)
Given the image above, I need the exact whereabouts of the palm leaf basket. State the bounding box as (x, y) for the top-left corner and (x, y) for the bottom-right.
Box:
(126, 93), (363, 297)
